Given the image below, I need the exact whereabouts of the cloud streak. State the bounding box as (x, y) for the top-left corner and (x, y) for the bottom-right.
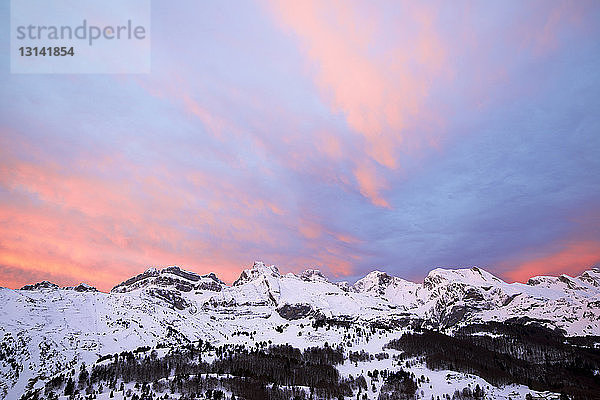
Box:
(266, 0), (449, 205)
(0, 0), (599, 290)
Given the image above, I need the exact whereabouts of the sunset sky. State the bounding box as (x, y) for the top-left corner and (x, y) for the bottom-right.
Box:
(1, 1), (599, 291)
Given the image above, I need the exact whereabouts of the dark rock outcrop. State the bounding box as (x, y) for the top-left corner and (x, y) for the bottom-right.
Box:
(20, 281), (59, 290)
(276, 303), (317, 320)
(111, 266), (225, 293)
(73, 283), (98, 292)
(148, 288), (190, 310)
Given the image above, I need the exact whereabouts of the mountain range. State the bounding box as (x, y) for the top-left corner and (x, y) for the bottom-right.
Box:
(1, 262), (600, 399)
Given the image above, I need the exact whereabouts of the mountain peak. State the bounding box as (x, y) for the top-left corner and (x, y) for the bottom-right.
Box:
(20, 281), (59, 291)
(353, 270), (394, 293)
(577, 268), (600, 287)
(233, 261), (280, 286)
(144, 267), (159, 275)
(253, 260), (279, 271)
(62, 283), (98, 292)
(202, 272), (225, 285)
(161, 265), (204, 282)
(111, 265), (224, 293)
(299, 269), (328, 282)
(423, 266), (501, 289)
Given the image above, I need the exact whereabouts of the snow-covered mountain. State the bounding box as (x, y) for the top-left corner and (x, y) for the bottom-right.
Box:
(1, 262), (599, 399)
(111, 265), (226, 294)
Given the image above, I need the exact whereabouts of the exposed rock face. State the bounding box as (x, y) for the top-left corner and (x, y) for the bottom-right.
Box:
(353, 271), (393, 295)
(111, 266), (225, 293)
(558, 275), (584, 290)
(335, 281), (351, 292)
(424, 270), (510, 328)
(528, 274), (589, 291)
(276, 303), (317, 320)
(578, 268), (600, 287)
(527, 276), (552, 286)
(73, 283), (98, 292)
(299, 269), (328, 282)
(20, 281), (59, 290)
(111, 268), (160, 292)
(197, 272), (226, 292)
(21, 282), (98, 292)
(162, 266), (202, 282)
(147, 288), (190, 310)
(152, 276), (195, 292)
(232, 261), (280, 286)
(197, 280), (224, 292)
(203, 272), (224, 284)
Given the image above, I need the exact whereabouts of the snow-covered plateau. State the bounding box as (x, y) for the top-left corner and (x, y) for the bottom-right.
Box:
(1, 262), (599, 400)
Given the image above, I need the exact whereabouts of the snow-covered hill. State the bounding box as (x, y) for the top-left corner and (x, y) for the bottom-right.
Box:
(1, 262), (599, 399)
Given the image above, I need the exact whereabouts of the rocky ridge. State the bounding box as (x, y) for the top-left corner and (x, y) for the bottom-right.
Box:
(2, 262), (599, 399)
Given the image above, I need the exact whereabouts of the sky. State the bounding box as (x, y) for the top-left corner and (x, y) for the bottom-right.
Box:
(1, 0), (599, 292)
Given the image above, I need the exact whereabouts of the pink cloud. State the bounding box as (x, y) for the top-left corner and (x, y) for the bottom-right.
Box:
(265, 1), (448, 206)
(0, 125), (366, 290)
(503, 240), (600, 283)
(353, 161), (390, 208)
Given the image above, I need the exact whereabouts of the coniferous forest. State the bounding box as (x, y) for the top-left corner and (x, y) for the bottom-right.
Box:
(13, 320), (600, 400)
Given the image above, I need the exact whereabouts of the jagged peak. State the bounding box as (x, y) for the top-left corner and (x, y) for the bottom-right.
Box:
(299, 269), (328, 282)
(20, 281), (59, 291)
(19, 280), (99, 292)
(252, 260), (280, 273)
(201, 272), (225, 285)
(74, 283), (98, 292)
(111, 265), (224, 293)
(233, 261), (280, 286)
(111, 268), (161, 292)
(62, 283), (98, 292)
(160, 265), (203, 282)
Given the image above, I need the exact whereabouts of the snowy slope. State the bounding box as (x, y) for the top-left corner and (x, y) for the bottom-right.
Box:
(419, 267), (600, 335)
(1, 262), (599, 399)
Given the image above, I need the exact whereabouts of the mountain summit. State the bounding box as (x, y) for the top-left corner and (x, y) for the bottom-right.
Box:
(111, 265), (225, 293)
